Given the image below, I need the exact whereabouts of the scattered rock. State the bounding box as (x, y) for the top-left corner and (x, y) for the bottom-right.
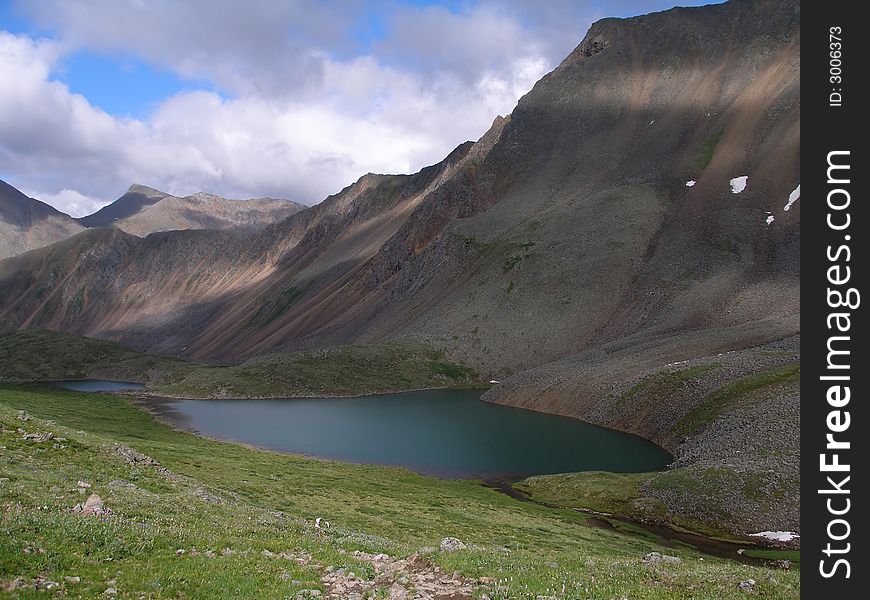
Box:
(108, 479), (139, 490)
(643, 552), (682, 566)
(193, 486), (222, 503)
(104, 587), (118, 596)
(737, 578), (756, 592)
(295, 590), (322, 599)
(320, 548), (477, 599)
(175, 549), (185, 556)
(3, 577), (27, 591)
(75, 493), (109, 516)
(33, 577), (59, 590)
(112, 443), (160, 467)
(64, 576), (81, 585)
(221, 547), (234, 556)
(22, 431), (54, 442)
(261, 549), (274, 558)
(440, 537), (466, 552)
(77, 480), (91, 489)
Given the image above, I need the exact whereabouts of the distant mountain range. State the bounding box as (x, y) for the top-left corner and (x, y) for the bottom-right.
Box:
(76, 184), (307, 236)
(0, 180), (305, 258)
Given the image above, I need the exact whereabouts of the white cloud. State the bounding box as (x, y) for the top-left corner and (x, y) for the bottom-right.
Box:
(0, 1), (624, 216)
(22, 187), (104, 218)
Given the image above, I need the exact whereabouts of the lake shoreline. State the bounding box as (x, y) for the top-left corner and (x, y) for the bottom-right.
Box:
(133, 393), (794, 566)
(129, 388), (671, 475)
(129, 382), (491, 401)
(45, 379), (797, 558)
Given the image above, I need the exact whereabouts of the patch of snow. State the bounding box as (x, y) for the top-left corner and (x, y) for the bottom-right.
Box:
(489, 379), (500, 385)
(685, 180), (696, 187)
(784, 184), (800, 211)
(750, 531), (799, 543)
(649, 120), (655, 125)
(730, 176), (748, 194)
(766, 215), (775, 225)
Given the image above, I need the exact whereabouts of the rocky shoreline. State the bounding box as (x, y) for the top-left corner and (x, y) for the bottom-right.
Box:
(487, 336), (800, 541)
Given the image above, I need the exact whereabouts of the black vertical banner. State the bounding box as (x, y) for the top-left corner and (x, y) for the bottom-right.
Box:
(803, 0), (867, 597)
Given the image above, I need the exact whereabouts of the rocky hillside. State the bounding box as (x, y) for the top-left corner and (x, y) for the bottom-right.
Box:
(0, 0), (800, 371)
(78, 184), (307, 236)
(0, 180), (85, 259)
(0, 1), (801, 387)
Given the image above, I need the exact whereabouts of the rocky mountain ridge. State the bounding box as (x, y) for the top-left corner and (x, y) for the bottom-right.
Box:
(0, 180), (85, 259)
(0, 0), (800, 374)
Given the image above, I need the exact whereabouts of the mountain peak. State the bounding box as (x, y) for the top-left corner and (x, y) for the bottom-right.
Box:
(126, 184), (171, 198)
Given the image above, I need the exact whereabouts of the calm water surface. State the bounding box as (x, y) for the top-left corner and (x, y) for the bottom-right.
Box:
(147, 388), (671, 478)
(54, 380), (145, 392)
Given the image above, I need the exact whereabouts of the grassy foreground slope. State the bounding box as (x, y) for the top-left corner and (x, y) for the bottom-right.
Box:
(1, 385), (798, 598)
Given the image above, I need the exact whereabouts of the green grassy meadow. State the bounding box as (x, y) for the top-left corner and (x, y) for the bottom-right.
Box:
(0, 384), (799, 598)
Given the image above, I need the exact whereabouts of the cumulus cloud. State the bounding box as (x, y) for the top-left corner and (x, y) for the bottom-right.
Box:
(0, 0), (693, 216)
(21, 187), (104, 218)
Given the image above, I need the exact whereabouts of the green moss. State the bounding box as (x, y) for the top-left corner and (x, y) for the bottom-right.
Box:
(742, 549), (801, 563)
(501, 241), (536, 273)
(428, 361), (474, 380)
(0, 331), (482, 399)
(619, 364), (720, 407)
(249, 285), (304, 327)
(696, 129), (724, 169)
(0, 329), (185, 384)
(502, 255), (522, 273)
(674, 364), (800, 435)
(515, 471), (663, 517)
(155, 343), (481, 398)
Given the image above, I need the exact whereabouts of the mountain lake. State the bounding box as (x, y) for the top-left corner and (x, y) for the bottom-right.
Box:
(101, 386), (673, 478)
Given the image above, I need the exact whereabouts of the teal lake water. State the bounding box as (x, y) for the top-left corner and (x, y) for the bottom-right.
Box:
(54, 380), (145, 392)
(145, 388), (672, 478)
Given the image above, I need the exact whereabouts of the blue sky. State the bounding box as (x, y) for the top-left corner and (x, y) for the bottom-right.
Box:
(0, 0), (722, 216)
